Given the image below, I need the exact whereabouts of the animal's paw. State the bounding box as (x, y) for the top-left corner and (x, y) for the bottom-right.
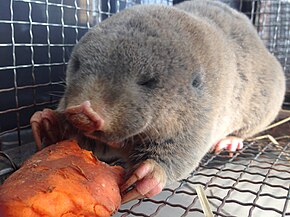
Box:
(213, 136), (243, 157)
(121, 159), (167, 204)
(30, 109), (65, 150)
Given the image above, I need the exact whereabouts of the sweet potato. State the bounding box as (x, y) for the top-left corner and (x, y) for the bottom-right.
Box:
(0, 140), (124, 217)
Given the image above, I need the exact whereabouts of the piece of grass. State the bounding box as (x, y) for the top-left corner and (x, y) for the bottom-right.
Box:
(195, 185), (214, 217)
(247, 135), (279, 145)
(264, 115), (290, 131)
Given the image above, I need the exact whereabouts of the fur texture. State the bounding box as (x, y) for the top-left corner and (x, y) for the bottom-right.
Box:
(58, 0), (285, 184)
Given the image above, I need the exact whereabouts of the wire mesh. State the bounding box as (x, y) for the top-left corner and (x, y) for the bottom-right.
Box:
(0, 0), (290, 216)
(115, 138), (290, 217)
(1, 137), (289, 216)
(0, 0), (173, 140)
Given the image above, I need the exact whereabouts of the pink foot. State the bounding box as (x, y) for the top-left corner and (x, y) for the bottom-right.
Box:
(65, 101), (104, 134)
(213, 136), (243, 157)
(30, 109), (64, 150)
(121, 159), (167, 204)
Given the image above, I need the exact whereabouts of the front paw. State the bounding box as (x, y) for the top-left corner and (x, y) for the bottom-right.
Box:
(30, 109), (64, 150)
(121, 159), (167, 204)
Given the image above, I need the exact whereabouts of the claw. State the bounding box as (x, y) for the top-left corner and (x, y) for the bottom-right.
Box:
(213, 136), (243, 157)
(30, 111), (43, 150)
(30, 109), (64, 150)
(121, 159), (166, 204)
(121, 188), (144, 204)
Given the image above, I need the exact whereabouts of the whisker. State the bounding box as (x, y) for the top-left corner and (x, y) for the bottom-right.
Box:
(146, 122), (160, 143)
(49, 93), (63, 98)
(137, 133), (146, 145)
(50, 90), (65, 93)
(55, 82), (66, 88)
(140, 131), (153, 147)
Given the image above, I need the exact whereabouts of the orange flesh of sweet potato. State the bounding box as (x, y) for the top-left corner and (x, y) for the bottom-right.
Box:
(0, 140), (124, 217)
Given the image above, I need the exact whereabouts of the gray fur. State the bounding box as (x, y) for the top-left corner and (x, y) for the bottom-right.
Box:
(58, 0), (285, 184)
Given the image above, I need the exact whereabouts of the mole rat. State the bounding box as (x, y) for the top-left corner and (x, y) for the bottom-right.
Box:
(30, 0), (285, 203)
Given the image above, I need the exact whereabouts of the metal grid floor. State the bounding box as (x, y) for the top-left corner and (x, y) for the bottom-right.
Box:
(116, 139), (290, 217)
(0, 130), (289, 216)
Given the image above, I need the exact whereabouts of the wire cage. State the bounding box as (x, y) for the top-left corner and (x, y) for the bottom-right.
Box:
(0, 0), (289, 216)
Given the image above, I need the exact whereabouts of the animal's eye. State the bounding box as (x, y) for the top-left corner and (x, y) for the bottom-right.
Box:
(192, 74), (202, 88)
(72, 57), (80, 71)
(138, 77), (158, 89)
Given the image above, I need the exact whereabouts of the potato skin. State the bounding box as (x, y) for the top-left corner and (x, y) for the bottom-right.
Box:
(0, 140), (124, 217)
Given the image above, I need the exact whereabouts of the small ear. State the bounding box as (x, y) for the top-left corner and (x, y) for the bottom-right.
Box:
(192, 73), (202, 88)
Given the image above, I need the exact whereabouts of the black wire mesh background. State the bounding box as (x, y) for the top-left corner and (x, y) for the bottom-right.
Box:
(0, 0), (289, 216)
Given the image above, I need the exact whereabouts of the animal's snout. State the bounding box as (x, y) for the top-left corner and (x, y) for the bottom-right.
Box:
(65, 101), (104, 133)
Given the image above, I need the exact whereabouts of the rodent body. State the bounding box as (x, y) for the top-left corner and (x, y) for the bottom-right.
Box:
(32, 0), (285, 198)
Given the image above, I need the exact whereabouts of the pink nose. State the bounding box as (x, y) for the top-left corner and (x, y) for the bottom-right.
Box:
(65, 101), (104, 133)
